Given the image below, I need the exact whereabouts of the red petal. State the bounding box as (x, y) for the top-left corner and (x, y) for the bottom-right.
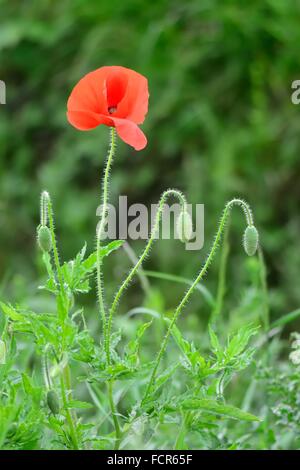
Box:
(115, 70), (149, 124)
(67, 66), (149, 134)
(67, 68), (109, 115)
(105, 69), (128, 108)
(112, 118), (147, 151)
(67, 110), (113, 130)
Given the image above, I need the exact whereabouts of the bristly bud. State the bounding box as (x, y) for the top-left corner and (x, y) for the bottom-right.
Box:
(40, 191), (50, 227)
(0, 339), (6, 364)
(37, 226), (52, 252)
(47, 389), (60, 415)
(243, 225), (259, 256)
(176, 210), (193, 243)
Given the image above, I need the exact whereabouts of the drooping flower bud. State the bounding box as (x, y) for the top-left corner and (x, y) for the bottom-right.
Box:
(0, 339), (6, 364)
(243, 225), (259, 256)
(176, 210), (193, 243)
(47, 389), (60, 415)
(37, 226), (52, 253)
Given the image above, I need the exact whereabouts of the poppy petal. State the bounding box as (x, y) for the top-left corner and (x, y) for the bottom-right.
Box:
(112, 118), (147, 151)
(67, 66), (149, 149)
(127, 74), (149, 124)
(115, 71), (149, 124)
(67, 68), (109, 114)
(105, 69), (128, 109)
(67, 110), (113, 130)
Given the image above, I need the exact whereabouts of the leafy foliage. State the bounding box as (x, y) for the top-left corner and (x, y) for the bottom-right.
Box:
(1, 0), (300, 451)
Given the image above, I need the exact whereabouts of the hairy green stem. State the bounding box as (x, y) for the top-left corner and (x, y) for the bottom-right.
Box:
(105, 189), (187, 364)
(60, 369), (79, 450)
(43, 192), (80, 448)
(95, 129), (121, 449)
(174, 411), (192, 450)
(42, 351), (51, 390)
(96, 128), (116, 340)
(107, 381), (121, 450)
(47, 195), (67, 303)
(210, 222), (230, 323)
(143, 198), (254, 401)
(40, 191), (49, 227)
(258, 247), (270, 331)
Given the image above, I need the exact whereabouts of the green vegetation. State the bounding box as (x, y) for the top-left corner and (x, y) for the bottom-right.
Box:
(1, 0), (300, 450)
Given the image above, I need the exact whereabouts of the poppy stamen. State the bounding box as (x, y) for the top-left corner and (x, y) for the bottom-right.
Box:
(108, 106), (117, 114)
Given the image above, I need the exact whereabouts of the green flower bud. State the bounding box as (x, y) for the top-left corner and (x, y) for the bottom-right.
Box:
(47, 389), (60, 415)
(176, 210), (193, 243)
(0, 339), (6, 364)
(243, 225), (259, 256)
(37, 226), (52, 253)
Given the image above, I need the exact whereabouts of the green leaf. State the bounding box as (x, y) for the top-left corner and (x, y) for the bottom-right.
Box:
(180, 398), (261, 422)
(226, 323), (259, 360)
(42, 252), (55, 280)
(84, 240), (125, 268)
(22, 373), (34, 395)
(66, 400), (93, 410)
(271, 308), (300, 328)
(0, 303), (23, 321)
(125, 321), (152, 366)
(57, 292), (68, 322)
(154, 362), (180, 391)
(61, 241), (125, 294)
(100, 239), (125, 258)
(208, 325), (222, 358)
(163, 318), (192, 357)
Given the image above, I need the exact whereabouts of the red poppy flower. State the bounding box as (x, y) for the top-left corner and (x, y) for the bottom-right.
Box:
(67, 66), (149, 151)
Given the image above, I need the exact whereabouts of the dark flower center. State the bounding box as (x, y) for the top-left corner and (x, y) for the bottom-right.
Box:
(108, 106), (117, 114)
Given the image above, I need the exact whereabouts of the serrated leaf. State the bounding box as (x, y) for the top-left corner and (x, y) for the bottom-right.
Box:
(100, 240), (125, 258)
(22, 373), (33, 395)
(164, 319), (191, 356)
(208, 325), (222, 359)
(154, 362), (180, 391)
(126, 321), (152, 365)
(0, 303), (24, 321)
(226, 323), (259, 360)
(42, 252), (55, 279)
(180, 398), (261, 422)
(61, 241), (125, 294)
(83, 240), (125, 271)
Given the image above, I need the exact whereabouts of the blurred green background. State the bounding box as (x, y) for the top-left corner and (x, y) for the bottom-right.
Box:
(1, 0), (300, 328)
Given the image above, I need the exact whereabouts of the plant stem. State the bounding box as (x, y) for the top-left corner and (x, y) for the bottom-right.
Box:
(104, 189), (186, 450)
(258, 246), (270, 331)
(96, 127), (116, 341)
(44, 192), (79, 448)
(47, 195), (67, 302)
(105, 189), (187, 364)
(143, 198), (254, 401)
(95, 129), (121, 449)
(60, 369), (79, 450)
(122, 241), (151, 295)
(107, 381), (121, 450)
(210, 221), (230, 323)
(174, 411), (191, 450)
